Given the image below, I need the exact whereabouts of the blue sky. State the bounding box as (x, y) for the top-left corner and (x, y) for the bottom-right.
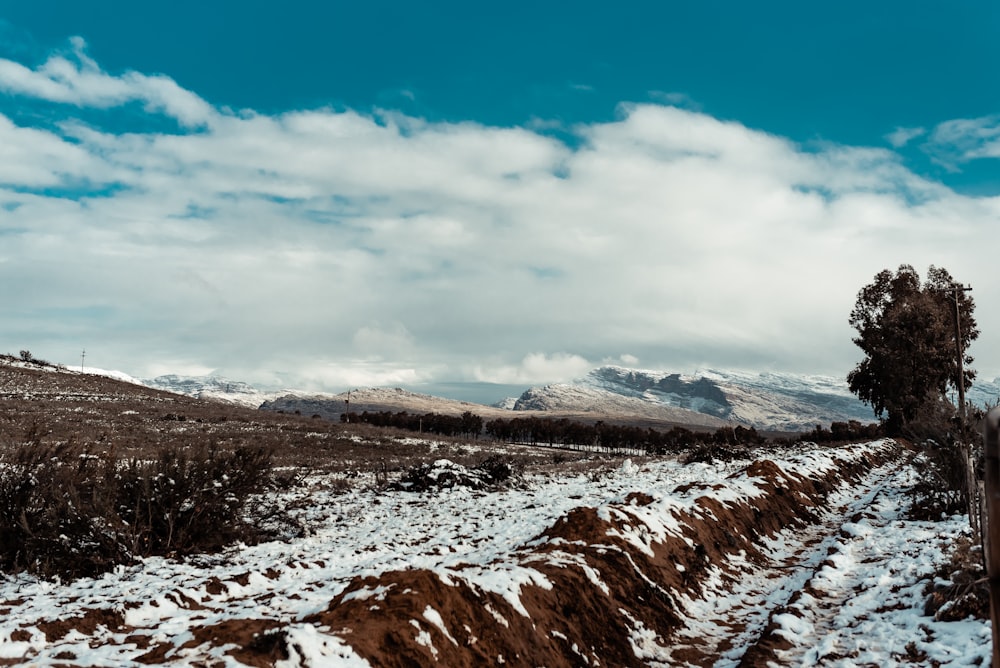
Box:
(1, 2), (999, 400)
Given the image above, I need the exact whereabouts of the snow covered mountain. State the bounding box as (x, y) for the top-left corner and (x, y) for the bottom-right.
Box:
(507, 366), (882, 432)
(139, 374), (281, 408)
(967, 376), (1000, 411)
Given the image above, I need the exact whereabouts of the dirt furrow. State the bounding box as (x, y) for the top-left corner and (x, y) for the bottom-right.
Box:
(295, 441), (904, 667)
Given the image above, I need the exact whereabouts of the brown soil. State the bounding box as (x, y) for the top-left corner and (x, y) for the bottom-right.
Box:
(187, 619), (286, 667)
(36, 608), (126, 642)
(738, 612), (796, 667)
(293, 442), (902, 667)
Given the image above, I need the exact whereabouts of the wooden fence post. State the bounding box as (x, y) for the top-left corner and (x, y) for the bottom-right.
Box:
(983, 407), (1000, 668)
(964, 442), (982, 543)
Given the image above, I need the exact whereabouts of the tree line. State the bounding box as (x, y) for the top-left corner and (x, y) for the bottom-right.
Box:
(341, 410), (484, 437)
(341, 409), (881, 454)
(485, 417), (767, 454)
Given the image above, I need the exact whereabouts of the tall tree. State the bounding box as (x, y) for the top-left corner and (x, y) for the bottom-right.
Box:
(847, 264), (977, 435)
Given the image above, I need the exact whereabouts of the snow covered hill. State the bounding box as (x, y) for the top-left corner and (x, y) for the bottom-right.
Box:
(139, 374), (283, 408)
(967, 376), (1000, 411)
(148, 366), (881, 431)
(509, 366), (881, 432)
(260, 387), (492, 422)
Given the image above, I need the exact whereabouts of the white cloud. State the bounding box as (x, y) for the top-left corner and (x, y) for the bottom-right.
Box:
(301, 362), (425, 390)
(472, 354), (594, 385)
(923, 115), (1000, 168)
(884, 126), (925, 148)
(352, 322), (417, 359)
(4, 45), (1000, 388)
(0, 37), (215, 127)
(0, 114), (109, 186)
(647, 91), (701, 111)
(144, 361), (217, 378)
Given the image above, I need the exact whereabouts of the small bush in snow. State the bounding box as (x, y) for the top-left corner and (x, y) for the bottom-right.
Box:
(682, 443), (748, 465)
(390, 456), (522, 492)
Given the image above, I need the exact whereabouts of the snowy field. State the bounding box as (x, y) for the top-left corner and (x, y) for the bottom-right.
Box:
(0, 438), (991, 666)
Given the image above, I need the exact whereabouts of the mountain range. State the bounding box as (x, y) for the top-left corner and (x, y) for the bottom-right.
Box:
(502, 367), (877, 431)
(107, 363), (1000, 433)
(122, 365), (1000, 433)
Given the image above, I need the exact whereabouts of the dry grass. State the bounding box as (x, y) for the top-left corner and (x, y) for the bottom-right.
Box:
(923, 534), (989, 621)
(0, 364), (636, 579)
(0, 365), (611, 480)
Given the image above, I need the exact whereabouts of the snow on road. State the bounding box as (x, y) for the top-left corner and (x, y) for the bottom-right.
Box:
(673, 454), (990, 667)
(757, 464), (990, 667)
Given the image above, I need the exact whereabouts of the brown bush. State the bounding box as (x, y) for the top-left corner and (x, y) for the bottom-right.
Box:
(923, 535), (988, 621)
(907, 443), (967, 520)
(0, 441), (275, 579)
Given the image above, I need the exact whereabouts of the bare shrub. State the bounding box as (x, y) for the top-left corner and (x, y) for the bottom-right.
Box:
(474, 454), (522, 486)
(907, 444), (966, 520)
(682, 443), (748, 465)
(115, 445), (273, 557)
(0, 442), (128, 578)
(923, 535), (988, 621)
(0, 442), (275, 579)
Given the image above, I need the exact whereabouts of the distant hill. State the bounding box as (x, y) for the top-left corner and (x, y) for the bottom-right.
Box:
(259, 385), (730, 430)
(0, 359), (336, 457)
(503, 366), (880, 432)
(140, 374), (278, 408)
(261, 387), (490, 421)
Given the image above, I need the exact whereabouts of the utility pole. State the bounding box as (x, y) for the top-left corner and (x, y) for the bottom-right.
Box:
(932, 284), (973, 429)
(935, 284), (981, 566)
(81, 349), (86, 372)
(944, 285), (973, 430)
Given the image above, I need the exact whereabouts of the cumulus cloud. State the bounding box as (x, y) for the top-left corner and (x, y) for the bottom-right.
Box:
(0, 37), (215, 127)
(472, 354), (595, 385)
(3, 43), (1000, 389)
(923, 115), (1000, 169)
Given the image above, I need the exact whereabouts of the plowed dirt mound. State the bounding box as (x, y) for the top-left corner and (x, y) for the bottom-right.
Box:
(275, 441), (901, 667)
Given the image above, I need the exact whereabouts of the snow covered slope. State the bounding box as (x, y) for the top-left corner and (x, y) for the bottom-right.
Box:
(510, 381), (729, 428)
(967, 376), (1000, 411)
(139, 374), (282, 408)
(1, 439), (988, 666)
(511, 366), (878, 432)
